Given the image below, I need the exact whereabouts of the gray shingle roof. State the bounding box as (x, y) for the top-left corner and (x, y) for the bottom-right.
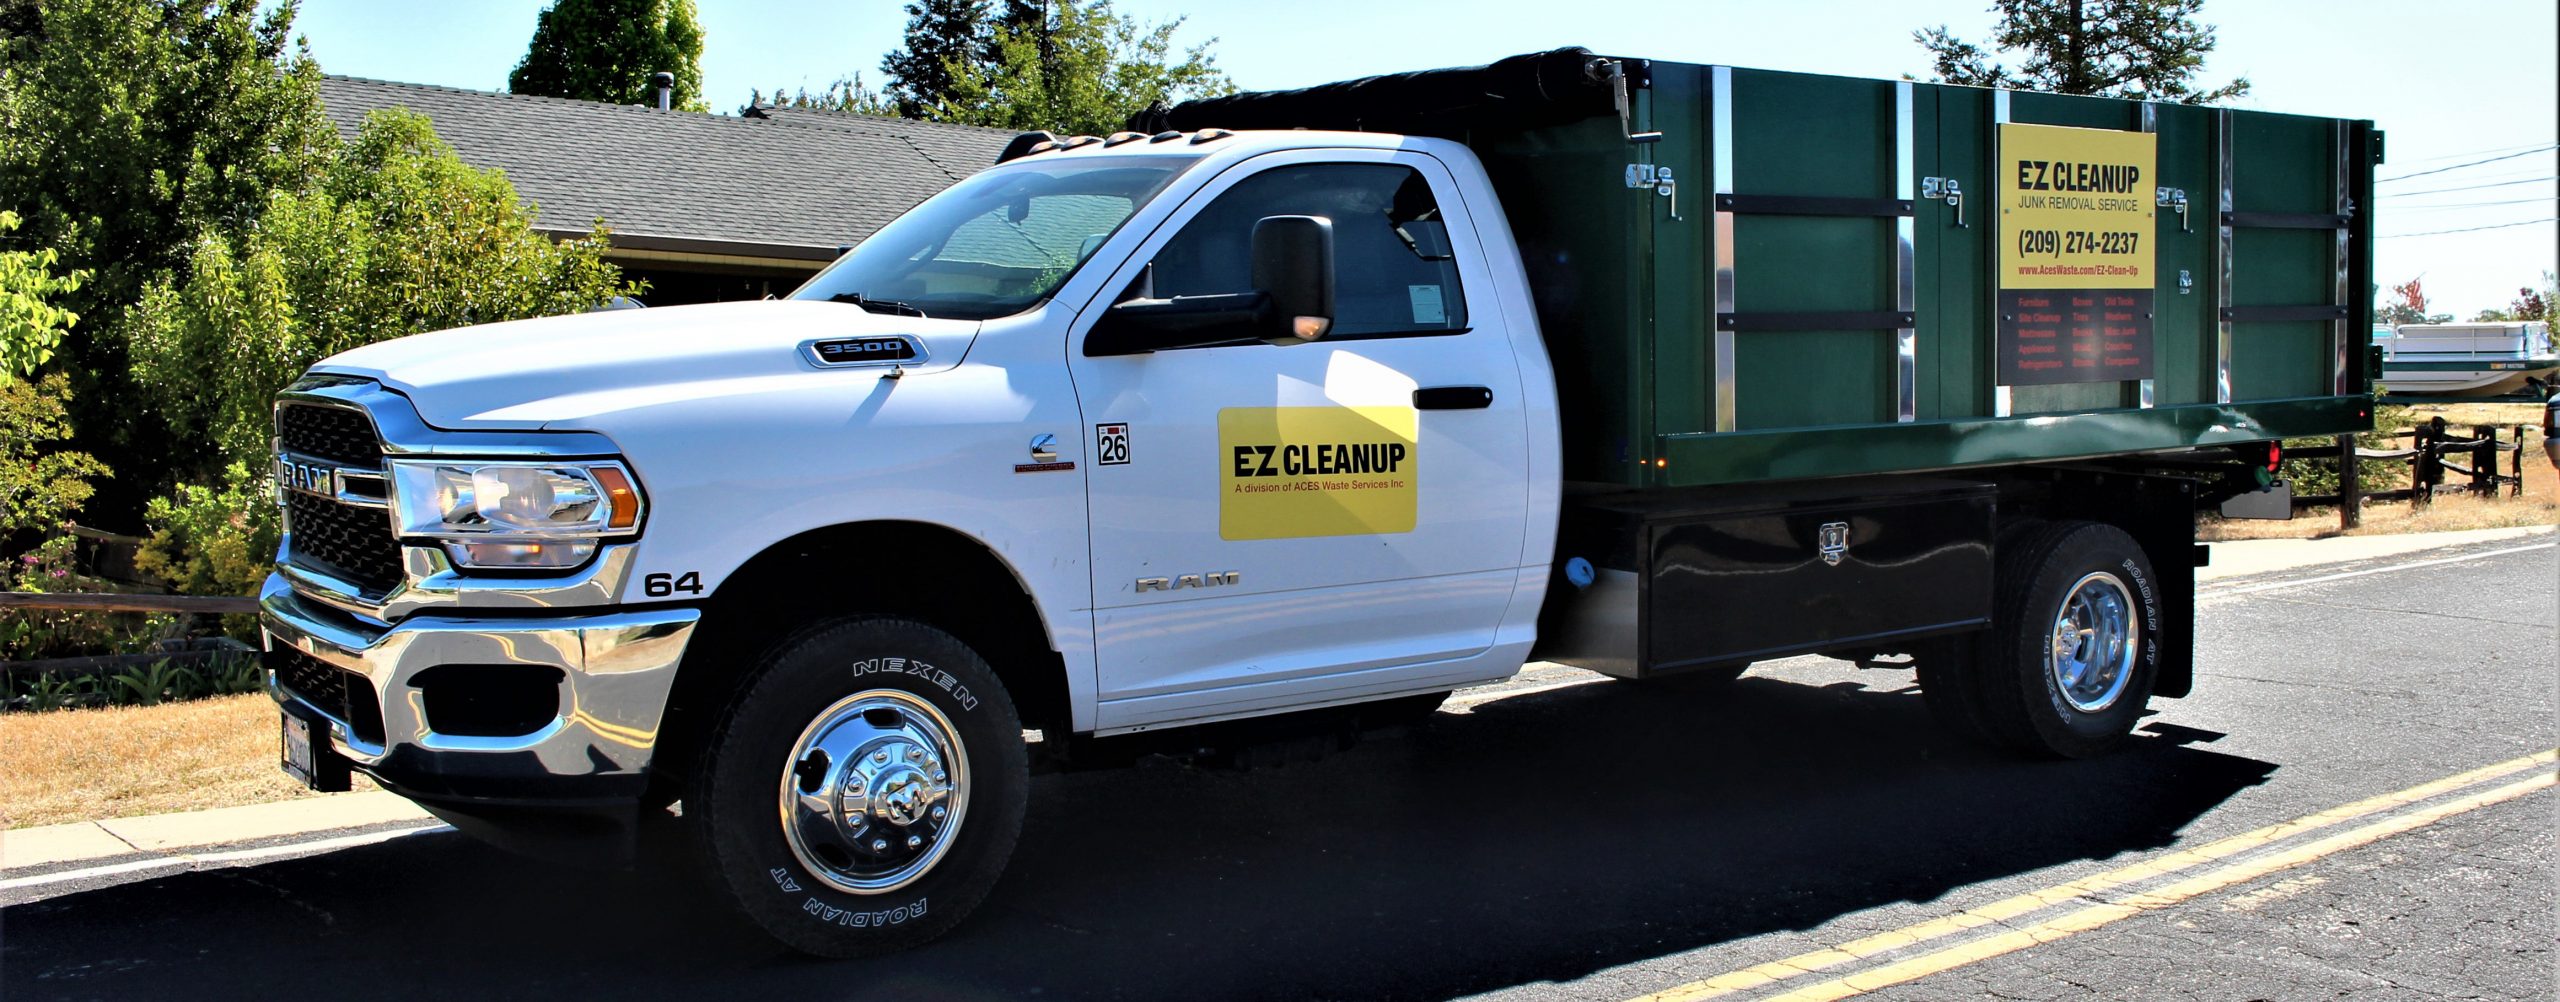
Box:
(317, 76), (1015, 263)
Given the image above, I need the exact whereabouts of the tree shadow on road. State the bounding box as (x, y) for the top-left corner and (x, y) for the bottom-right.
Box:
(1, 672), (2274, 1001)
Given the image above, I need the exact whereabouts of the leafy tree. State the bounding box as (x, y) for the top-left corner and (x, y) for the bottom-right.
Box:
(939, 0), (1231, 137)
(880, 0), (989, 119)
(0, 0), (332, 516)
(749, 74), (893, 116)
(0, 212), (86, 383)
(127, 110), (638, 477)
(2377, 277), (2452, 327)
(0, 374), (109, 540)
(509, 0), (707, 111)
(2509, 280), (2550, 322)
(1915, 0), (2249, 104)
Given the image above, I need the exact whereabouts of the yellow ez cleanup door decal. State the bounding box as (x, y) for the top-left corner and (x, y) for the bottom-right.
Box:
(1218, 406), (1418, 540)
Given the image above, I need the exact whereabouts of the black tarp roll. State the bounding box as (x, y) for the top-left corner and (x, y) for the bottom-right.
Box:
(1131, 47), (1620, 137)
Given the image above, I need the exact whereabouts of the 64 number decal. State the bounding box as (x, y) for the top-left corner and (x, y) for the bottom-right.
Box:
(644, 571), (704, 597)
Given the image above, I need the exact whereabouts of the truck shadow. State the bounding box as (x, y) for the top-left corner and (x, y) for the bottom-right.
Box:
(2, 672), (2274, 1001)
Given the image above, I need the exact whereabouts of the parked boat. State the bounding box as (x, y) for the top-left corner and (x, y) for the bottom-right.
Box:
(2374, 321), (2558, 396)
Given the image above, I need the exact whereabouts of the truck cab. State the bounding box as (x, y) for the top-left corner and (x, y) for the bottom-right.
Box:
(263, 130), (1562, 955)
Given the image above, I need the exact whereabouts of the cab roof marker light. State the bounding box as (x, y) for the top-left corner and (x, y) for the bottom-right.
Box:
(1190, 128), (1233, 144)
(1148, 130), (1183, 143)
(1104, 131), (1146, 146)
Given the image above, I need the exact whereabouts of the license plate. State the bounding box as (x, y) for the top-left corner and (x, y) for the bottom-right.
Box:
(281, 713), (321, 790)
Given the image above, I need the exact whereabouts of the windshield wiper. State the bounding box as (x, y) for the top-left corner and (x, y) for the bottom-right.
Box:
(825, 292), (929, 318)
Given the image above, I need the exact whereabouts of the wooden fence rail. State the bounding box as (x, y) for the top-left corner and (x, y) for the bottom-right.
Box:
(2289, 420), (2530, 529)
(2, 592), (261, 682)
(0, 591), (259, 615)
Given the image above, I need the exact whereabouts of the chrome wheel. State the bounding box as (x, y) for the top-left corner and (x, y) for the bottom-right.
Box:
(778, 689), (970, 894)
(2047, 571), (2139, 714)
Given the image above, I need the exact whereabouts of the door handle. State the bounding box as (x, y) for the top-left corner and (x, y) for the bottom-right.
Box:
(1413, 386), (1494, 410)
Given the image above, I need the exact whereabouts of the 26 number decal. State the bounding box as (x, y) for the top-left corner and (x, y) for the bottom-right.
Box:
(1095, 423), (1131, 466)
(644, 571), (703, 598)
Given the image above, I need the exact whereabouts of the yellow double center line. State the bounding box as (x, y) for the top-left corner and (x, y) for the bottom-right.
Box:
(1633, 748), (2558, 1002)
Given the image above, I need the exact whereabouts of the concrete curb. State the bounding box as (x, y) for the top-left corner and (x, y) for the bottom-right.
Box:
(4, 524), (2549, 877)
(3, 792), (432, 875)
(2197, 524), (2551, 582)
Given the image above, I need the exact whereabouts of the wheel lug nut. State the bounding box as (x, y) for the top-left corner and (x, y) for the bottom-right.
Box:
(931, 806), (946, 820)
(906, 835), (922, 848)
(871, 839), (888, 852)
(872, 751), (889, 764)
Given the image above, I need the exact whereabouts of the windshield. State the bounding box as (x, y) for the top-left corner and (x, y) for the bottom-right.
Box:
(791, 156), (1197, 321)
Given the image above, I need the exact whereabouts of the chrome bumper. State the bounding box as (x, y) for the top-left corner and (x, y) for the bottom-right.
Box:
(259, 573), (699, 804)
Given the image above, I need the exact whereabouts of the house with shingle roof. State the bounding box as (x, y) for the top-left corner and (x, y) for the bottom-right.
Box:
(317, 76), (1014, 304)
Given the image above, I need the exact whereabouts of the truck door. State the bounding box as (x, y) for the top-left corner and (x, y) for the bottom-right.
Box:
(1067, 149), (1532, 730)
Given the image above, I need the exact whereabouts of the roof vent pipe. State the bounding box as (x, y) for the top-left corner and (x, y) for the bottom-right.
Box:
(651, 71), (674, 111)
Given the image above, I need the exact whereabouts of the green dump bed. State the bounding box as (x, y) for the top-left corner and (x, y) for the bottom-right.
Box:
(1157, 49), (2379, 488)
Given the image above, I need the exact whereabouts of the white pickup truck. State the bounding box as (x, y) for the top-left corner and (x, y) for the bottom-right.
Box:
(261, 51), (2374, 955)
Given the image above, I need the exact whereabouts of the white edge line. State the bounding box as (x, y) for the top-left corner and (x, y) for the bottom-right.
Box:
(2202, 541), (2555, 599)
(0, 823), (452, 893)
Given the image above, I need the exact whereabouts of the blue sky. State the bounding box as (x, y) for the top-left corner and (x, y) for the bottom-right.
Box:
(291, 0), (2556, 318)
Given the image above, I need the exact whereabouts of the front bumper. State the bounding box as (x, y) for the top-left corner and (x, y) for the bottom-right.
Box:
(259, 574), (699, 806)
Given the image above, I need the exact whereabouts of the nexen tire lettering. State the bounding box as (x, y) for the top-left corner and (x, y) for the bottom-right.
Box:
(849, 657), (979, 711)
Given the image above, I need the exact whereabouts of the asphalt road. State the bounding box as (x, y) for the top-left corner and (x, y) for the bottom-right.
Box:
(5, 538), (2552, 1001)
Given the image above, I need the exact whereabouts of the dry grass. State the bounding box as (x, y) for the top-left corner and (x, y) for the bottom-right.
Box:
(0, 693), (373, 829)
(2201, 399), (2557, 541)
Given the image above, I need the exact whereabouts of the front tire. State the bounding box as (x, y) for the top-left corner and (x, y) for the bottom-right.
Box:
(693, 617), (1027, 957)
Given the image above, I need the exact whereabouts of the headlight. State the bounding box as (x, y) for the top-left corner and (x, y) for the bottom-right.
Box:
(387, 460), (643, 570)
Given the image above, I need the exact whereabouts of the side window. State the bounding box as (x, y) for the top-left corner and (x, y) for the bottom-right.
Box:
(1151, 163), (1467, 338)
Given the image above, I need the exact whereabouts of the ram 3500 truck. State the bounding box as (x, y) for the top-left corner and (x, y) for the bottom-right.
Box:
(260, 49), (2378, 955)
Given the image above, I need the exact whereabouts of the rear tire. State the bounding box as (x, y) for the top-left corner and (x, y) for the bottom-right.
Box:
(1972, 521), (2162, 758)
(692, 616), (1028, 957)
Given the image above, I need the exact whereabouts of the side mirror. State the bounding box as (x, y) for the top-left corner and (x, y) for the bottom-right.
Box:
(1252, 215), (1334, 343)
(1084, 214), (1338, 357)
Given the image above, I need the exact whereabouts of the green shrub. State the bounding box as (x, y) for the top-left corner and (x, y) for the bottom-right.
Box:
(108, 659), (202, 706)
(128, 108), (637, 471)
(14, 672), (96, 711)
(134, 462), (278, 642)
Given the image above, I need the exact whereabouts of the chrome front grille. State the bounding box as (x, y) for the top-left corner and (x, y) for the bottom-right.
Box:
(276, 403), (383, 467)
(284, 490), (406, 596)
(277, 402), (404, 598)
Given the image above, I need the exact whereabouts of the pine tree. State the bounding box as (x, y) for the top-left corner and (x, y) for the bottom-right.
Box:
(938, 0), (1230, 136)
(879, 0), (988, 120)
(1916, 0), (2249, 104)
(508, 0), (707, 111)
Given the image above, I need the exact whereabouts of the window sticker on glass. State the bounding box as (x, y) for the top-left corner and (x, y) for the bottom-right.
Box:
(1408, 285), (1446, 325)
